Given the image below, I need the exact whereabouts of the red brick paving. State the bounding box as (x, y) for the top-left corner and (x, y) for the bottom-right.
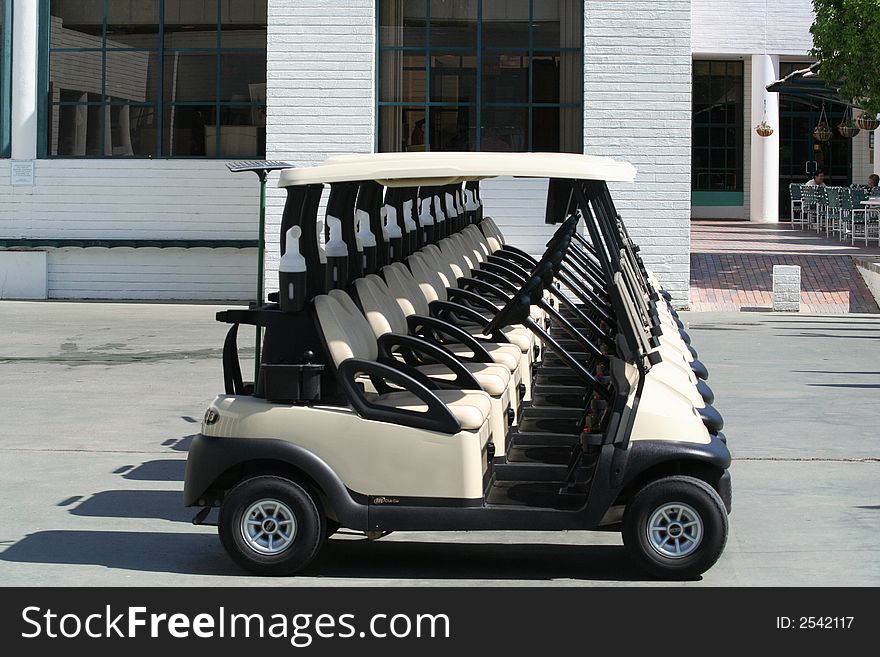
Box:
(689, 221), (879, 314)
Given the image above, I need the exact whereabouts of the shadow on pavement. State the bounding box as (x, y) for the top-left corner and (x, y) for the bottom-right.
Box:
(162, 434), (195, 452)
(68, 490), (191, 522)
(781, 332), (880, 340)
(115, 460), (186, 482)
(0, 531), (235, 576)
(793, 370), (880, 375)
(316, 538), (650, 582)
(0, 531), (654, 582)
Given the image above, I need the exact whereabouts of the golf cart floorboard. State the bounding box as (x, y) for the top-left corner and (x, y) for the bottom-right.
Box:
(516, 405), (583, 434)
(506, 444), (573, 465)
(486, 480), (586, 511)
(509, 431), (579, 447)
(530, 383), (587, 407)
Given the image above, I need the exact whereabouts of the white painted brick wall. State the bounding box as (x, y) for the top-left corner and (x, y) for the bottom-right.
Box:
(692, 0), (814, 56)
(584, 1), (692, 306)
(0, 160), (257, 300)
(851, 129), (875, 183)
(264, 0), (375, 288)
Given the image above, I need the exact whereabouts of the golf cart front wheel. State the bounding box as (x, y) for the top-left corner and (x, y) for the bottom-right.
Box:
(218, 475), (325, 576)
(623, 475), (728, 580)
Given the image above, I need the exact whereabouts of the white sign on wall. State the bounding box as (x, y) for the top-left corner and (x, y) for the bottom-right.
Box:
(10, 160), (35, 186)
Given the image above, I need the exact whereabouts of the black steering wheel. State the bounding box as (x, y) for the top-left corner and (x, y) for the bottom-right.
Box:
(483, 239), (570, 335)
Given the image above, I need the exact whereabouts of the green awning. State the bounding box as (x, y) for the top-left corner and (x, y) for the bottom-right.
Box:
(766, 62), (846, 104)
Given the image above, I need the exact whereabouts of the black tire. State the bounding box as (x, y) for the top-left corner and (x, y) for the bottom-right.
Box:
(622, 475), (728, 580)
(218, 475), (325, 576)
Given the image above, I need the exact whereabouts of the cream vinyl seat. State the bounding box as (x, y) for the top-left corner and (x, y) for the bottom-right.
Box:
(434, 230), (548, 327)
(374, 389), (492, 431)
(407, 251), (533, 353)
(407, 251), (535, 400)
(381, 262), (524, 377)
(314, 289), (494, 438)
(420, 242), (539, 350)
(353, 274), (515, 445)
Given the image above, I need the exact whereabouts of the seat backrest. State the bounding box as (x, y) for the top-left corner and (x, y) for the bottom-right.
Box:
(789, 183), (803, 201)
(314, 289), (378, 366)
(463, 224), (493, 259)
(353, 274), (409, 338)
(407, 251), (449, 304)
(438, 238), (471, 280)
(824, 186), (836, 208)
(422, 243), (459, 288)
(382, 261), (432, 317)
(481, 217), (505, 252)
(450, 232), (481, 269)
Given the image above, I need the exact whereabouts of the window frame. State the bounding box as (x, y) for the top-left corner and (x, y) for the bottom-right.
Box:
(0, 0), (12, 157)
(37, 0), (267, 159)
(691, 59), (745, 194)
(375, 0), (585, 153)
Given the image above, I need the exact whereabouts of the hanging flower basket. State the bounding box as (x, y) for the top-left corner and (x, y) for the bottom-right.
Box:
(837, 123), (861, 139)
(856, 112), (880, 131)
(755, 121), (774, 137)
(813, 123), (833, 141)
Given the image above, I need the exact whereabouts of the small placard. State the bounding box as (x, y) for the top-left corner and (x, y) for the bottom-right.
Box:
(11, 160), (35, 186)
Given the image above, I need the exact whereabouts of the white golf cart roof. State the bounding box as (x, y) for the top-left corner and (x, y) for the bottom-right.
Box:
(277, 151), (637, 188)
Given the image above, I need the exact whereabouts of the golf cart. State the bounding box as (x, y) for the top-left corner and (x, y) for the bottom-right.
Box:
(184, 152), (731, 580)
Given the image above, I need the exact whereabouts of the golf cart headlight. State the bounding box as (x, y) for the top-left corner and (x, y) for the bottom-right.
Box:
(204, 407), (220, 426)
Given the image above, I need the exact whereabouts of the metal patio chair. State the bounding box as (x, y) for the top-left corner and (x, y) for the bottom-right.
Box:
(789, 183), (804, 228)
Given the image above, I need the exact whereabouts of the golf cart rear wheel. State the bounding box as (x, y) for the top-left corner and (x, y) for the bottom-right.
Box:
(219, 475), (325, 576)
(623, 475), (727, 580)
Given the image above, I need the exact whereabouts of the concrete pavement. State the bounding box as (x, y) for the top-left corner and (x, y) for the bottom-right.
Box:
(0, 302), (878, 585)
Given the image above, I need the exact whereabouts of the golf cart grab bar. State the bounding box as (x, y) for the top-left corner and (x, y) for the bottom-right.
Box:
(377, 332), (483, 391)
(336, 358), (462, 434)
(429, 300), (511, 343)
(446, 285), (505, 314)
(405, 314), (495, 363)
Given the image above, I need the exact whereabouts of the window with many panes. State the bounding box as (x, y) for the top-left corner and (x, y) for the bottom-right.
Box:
(378, 0), (583, 153)
(44, 0), (267, 157)
(692, 60), (744, 192)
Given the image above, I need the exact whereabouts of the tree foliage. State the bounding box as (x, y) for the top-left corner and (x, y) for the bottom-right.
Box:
(811, 0), (880, 116)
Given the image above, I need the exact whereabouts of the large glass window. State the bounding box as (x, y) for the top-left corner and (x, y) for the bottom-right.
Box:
(692, 60), (744, 192)
(378, 0), (583, 153)
(45, 0), (267, 157)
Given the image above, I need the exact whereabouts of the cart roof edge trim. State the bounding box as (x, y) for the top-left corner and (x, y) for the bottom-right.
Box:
(277, 152), (638, 188)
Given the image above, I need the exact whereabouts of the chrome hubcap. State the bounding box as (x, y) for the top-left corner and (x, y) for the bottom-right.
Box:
(646, 502), (703, 559)
(241, 499), (297, 555)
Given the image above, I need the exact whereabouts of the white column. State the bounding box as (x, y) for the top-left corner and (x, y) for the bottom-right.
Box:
(875, 126), (880, 175)
(750, 54), (781, 223)
(11, 0), (40, 160)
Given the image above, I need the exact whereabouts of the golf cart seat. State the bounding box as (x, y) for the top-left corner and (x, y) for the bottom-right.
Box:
(407, 251), (535, 354)
(315, 289), (495, 440)
(370, 389), (492, 431)
(353, 273), (516, 444)
(381, 262), (525, 375)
